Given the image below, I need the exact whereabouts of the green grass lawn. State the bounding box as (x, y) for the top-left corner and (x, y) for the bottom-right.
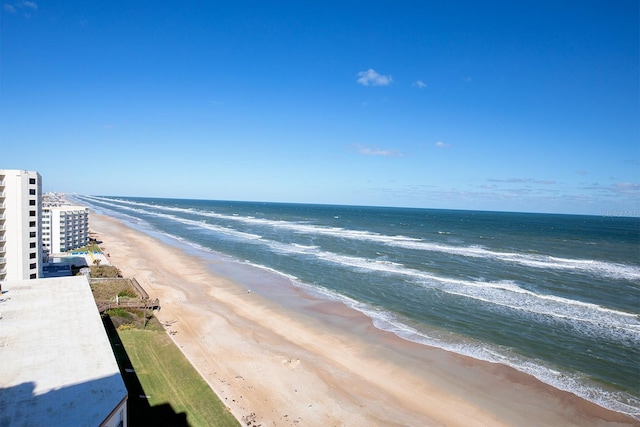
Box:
(105, 317), (240, 427)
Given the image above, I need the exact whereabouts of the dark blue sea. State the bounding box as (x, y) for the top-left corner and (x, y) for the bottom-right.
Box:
(73, 195), (640, 418)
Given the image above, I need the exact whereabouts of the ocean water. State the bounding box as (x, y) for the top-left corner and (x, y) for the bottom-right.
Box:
(73, 195), (640, 418)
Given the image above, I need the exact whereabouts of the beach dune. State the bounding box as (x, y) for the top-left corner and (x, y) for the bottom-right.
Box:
(90, 213), (637, 426)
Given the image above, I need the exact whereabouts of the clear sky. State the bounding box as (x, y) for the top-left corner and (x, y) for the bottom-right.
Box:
(1, 1), (638, 215)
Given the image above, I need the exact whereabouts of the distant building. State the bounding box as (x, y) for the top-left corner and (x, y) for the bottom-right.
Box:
(0, 276), (128, 426)
(0, 169), (43, 281)
(42, 205), (90, 256)
(42, 192), (68, 206)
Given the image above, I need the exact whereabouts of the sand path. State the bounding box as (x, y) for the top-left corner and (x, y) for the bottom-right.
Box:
(91, 213), (637, 427)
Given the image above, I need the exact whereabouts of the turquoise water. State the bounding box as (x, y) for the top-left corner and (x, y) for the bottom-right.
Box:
(74, 195), (640, 418)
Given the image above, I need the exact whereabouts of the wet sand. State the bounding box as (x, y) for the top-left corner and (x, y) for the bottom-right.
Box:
(90, 212), (638, 426)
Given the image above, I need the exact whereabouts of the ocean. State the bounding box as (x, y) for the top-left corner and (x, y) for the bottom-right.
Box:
(73, 195), (640, 418)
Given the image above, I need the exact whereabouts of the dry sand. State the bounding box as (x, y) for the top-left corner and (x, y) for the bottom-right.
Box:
(90, 213), (638, 427)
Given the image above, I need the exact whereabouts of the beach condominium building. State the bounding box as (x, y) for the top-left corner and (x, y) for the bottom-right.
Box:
(0, 169), (43, 282)
(43, 205), (90, 256)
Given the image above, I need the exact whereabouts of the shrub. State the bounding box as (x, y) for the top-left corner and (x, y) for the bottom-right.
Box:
(117, 289), (137, 298)
(106, 307), (131, 318)
(90, 265), (122, 278)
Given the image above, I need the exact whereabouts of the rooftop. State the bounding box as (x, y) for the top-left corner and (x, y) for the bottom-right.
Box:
(0, 276), (127, 426)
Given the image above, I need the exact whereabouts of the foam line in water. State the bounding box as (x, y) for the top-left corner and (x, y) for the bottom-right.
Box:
(287, 254), (635, 347)
(80, 195), (640, 281)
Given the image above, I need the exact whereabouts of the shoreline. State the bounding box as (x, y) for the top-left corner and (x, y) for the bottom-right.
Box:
(90, 212), (638, 426)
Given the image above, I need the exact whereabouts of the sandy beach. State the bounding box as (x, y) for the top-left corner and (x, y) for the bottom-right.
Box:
(90, 212), (638, 427)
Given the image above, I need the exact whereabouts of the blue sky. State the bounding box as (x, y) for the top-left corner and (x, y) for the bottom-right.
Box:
(1, 1), (638, 215)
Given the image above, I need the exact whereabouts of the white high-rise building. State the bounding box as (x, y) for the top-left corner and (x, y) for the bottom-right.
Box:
(0, 169), (43, 282)
(42, 205), (90, 255)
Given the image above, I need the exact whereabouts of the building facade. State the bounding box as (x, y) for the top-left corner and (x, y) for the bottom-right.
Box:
(42, 205), (90, 255)
(0, 169), (43, 281)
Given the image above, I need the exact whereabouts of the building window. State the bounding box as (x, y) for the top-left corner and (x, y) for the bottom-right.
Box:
(30, 253), (36, 259)
(29, 189), (36, 195)
(30, 221), (36, 227)
(29, 210), (36, 217)
(29, 199), (36, 206)
(29, 178), (36, 184)
(30, 273), (37, 279)
(29, 263), (36, 269)
(30, 232), (36, 238)
(30, 242), (36, 248)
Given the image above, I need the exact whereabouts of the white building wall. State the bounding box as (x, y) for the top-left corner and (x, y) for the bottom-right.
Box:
(101, 399), (128, 427)
(0, 169), (42, 281)
(43, 206), (90, 254)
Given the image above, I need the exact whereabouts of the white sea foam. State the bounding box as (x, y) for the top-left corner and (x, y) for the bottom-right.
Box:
(393, 240), (640, 280)
(243, 235), (640, 343)
(79, 196), (264, 241)
(288, 253), (637, 347)
(80, 195), (640, 281)
(242, 261), (300, 283)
